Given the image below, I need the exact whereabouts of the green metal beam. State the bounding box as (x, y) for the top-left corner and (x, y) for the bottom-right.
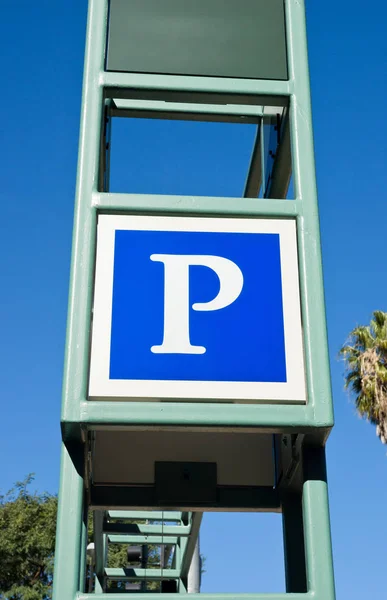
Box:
(103, 523), (191, 536)
(111, 99), (267, 117)
(105, 568), (180, 581)
(92, 193), (300, 217)
(76, 402), (331, 438)
(108, 510), (182, 521)
(108, 535), (179, 545)
(101, 74), (292, 101)
(112, 103), (263, 125)
(111, 101), (289, 123)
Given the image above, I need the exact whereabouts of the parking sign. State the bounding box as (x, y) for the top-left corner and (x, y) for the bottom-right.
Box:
(89, 215), (306, 402)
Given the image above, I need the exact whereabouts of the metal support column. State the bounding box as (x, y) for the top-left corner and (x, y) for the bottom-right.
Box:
(187, 538), (200, 593)
(302, 447), (335, 599)
(52, 444), (84, 600)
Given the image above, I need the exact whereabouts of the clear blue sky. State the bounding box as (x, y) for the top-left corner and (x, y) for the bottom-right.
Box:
(1, 1), (387, 598)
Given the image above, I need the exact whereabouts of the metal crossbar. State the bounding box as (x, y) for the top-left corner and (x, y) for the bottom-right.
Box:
(94, 510), (201, 591)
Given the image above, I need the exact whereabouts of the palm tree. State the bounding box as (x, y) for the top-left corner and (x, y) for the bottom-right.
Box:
(340, 310), (387, 444)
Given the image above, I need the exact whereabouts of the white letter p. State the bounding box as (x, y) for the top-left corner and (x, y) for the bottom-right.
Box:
(150, 254), (243, 354)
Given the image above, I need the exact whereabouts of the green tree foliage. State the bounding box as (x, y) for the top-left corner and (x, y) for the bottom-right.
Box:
(0, 475), (57, 600)
(1, 478), (199, 595)
(341, 310), (387, 444)
(0, 478), (161, 597)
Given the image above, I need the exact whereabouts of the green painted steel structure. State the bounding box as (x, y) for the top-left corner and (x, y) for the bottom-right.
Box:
(53, 0), (336, 598)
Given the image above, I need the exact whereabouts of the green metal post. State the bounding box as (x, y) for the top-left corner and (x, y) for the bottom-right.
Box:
(286, 0), (334, 427)
(52, 444), (84, 599)
(302, 447), (336, 599)
(303, 480), (336, 599)
(61, 0), (107, 426)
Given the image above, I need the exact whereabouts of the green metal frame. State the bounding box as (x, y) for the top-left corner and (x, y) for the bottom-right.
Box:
(53, 0), (336, 598)
(88, 510), (202, 592)
(60, 0), (333, 439)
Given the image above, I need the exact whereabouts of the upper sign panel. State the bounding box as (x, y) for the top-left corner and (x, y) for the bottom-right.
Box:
(89, 215), (305, 403)
(107, 0), (288, 80)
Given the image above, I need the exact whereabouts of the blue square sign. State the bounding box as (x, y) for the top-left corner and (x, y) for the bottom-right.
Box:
(89, 215), (306, 403)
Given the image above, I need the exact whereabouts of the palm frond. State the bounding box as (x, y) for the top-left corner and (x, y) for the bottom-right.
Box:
(371, 310), (387, 334)
(341, 311), (387, 445)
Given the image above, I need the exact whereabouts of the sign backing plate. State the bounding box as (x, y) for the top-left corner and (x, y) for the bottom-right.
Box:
(89, 215), (306, 403)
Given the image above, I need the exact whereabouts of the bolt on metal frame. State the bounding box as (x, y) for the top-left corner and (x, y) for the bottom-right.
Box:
(53, 0), (336, 598)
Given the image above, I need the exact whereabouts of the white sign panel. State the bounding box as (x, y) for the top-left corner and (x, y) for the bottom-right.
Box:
(89, 215), (306, 403)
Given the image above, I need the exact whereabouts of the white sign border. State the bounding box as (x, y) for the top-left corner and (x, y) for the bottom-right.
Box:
(89, 215), (307, 403)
